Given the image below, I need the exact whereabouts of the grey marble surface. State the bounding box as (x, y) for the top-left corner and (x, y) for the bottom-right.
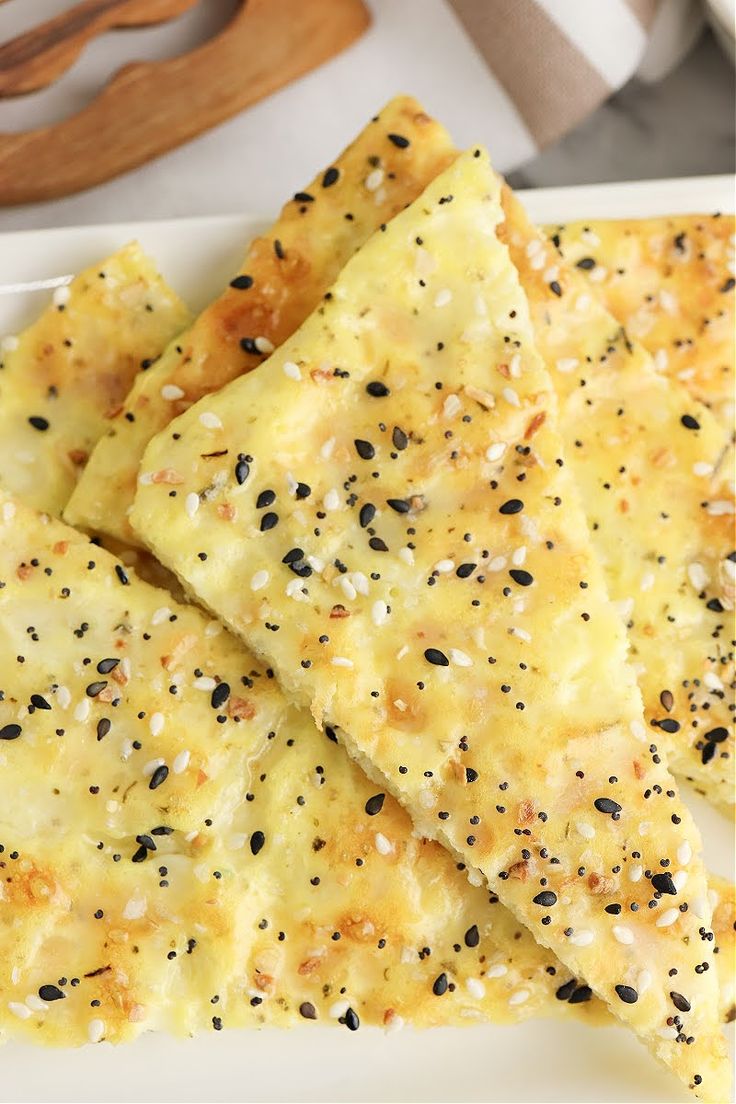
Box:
(508, 30), (735, 189)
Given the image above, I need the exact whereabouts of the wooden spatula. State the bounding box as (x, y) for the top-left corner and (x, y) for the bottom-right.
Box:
(0, 0), (370, 205)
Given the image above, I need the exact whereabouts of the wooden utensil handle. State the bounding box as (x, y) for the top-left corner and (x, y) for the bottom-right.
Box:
(0, 0), (199, 96)
(0, 0), (370, 206)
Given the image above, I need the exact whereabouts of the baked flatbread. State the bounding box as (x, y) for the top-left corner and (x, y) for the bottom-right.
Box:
(0, 243), (190, 515)
(0, 489), (610, 1046)
(497, 191), (735, 811)
(546, 213), (735, 432)
(64, 97), (456, 545)
(132, 150), (729, 1099)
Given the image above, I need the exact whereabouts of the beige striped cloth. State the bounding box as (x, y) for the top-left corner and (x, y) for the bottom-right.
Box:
(447, 0), (704, 154)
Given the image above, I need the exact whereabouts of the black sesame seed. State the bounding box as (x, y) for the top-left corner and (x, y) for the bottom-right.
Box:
(575, 257), (596, 270)
(354, 439), (375, 460)
(149, 764), (169, 790)
(720, 277), (735, 293)
(260, 512), (278, 532)
(615, 984), (638, 1004)
(499, 499), (524, 515)
(230, 275), (253, 290)
(0, 724), (22, 740)
(680, 414), (700, 430)
(299, 1002), (317, 1020)
(96, 657), (119, 674)
(392, 426), (408, 450)
(295, 482), (311, 499)
(465, 767), (479, 783)
(256, 490), (276, 508)
(369, 537), (388, 552)
(569, 985), (592, 1004)
(387, 133), (410, 148)
(701, 742), (716, 765)
(532, 891), (557, 907)
(39, 984), (65, 1002)
(651, 872), (677, 895)
(282, 547), (304, 564)
(509, 569), (533, 587)
(366, 381), (390, 397)
(30, 694), (51, 709)
(359, 504), (376, 528)
(96, 718), (111, 741)
(235, 458), (250, 484)
(424, 648), (449, 667)
(343, 1007), (359, 1031)
(594, 797), (622, 815)
(28, 416), (49, 431)
(549, 280), (562, 297)
(555, 979), (577, 1001)
(250, 830), (266, 856)
(322, 167), (339, 188)
(670, 991), (691, 1013)
(658, 718), (680, 733)
(704, 726), (728, 743)
(464, 924), (480, 948)
(365, 793), (385, 816)
(85, 681), (107, 698)
(211, 682), (230, 709)
(432, 973), (448, 996)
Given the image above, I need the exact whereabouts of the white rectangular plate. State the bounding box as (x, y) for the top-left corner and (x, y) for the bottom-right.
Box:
(0, 176), (733, 1104)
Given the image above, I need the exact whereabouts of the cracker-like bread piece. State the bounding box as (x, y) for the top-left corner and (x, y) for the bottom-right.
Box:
(0, 489), (614, 1046)
(0, 243), (190, 516)
(64, 97), (456, 545)
(132, 151), (729, 1100)
(497, 191), (735, 810)
(546, 214), (735, 431)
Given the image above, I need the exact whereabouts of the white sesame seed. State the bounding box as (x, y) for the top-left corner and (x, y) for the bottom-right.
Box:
(434, 289), (453, 308)
(152, 606), (172, 625)
(659, 289), (678, 315)
(485, 442), (506, 462)
(254, 336), (274, 354)
(434, 559), (454, 573)
(204, 621), (222, 637)
(526, 239), (542, 257)
(1, 500), (16, 523)
(1, 335), (19, 353)
(329, 1000), (350, 1019)
(486, 964), (508, 979)
(640, 572), (654, 592)
(251, 569), (269, 591)
(677, 841), (692, 865)
(227, 833), (248, 850)
(655, 908), (680, 928)
(286, 578), (305, 599)
(687, 562), (709, 591)
(508, 989), (530, 1006)
(543, 266), (559, 283)
(630, 719), (646, 740)
(638, 822), (650, 836)
(398, 547), (415, 566)
(466, 978), (485, 999)
(575, 294), (592, 312)
(510, 627), (531, 643)
(576, 822), (595, 839)
(161, 384), (185, 401)
(331, 657), (353, 668)
(11, 967), (20, 985)
(74, 698), (90, 722)
(629, 864), (643, 882)
(672, 870), (688, 892)
(323, 488), (340, 511)
(385, 1013), (405, 1033)
(172, 749), (190, 774)
(53, 285), (71, 307)
(375, 832), (393, 855)
(339, 576), (357, 601)
(122, 895), (147, 920)
(185, 493), (199, 519)
(415, 247), (436, 277)
(555, 357), (579, 373)
(149, 712), (164, 736)
(707, 499), (735, 516)
(365, 167), (384, 191)
(691, 896), (707, 918)
(352, 572), (369, 596)
(443, 393), (462, 418)
(589, 265), (607, 283)
(692, 460), (713, 477)
(502, 386), (520, 407)
(307, 555), (325, 573)
(143, 757), (165, 777)
(88, 1018), (105, 1043)
(723, 558), (736, 581)
(530, 252), (545, 271)
(8, 1002), (32, 1019)
(56, 685), (71, 709)
(509, 354), (521, 378)
(613, 926), (634, 945)
(637, 969), (651, 994)
(26, 994), (48, 1012)
(372, 600), (389, 626)
(193, 676), (216, 691)
(659, 1026), (678, 1040)
(396, 644), (409, 660)
(488, 555), (506, 572)
(449, 648), (473, 667)
(511, 546), (527, 566)
(653, 348), (669, 372)
(703, 670), (724, 691)
(199, 412), (222, 429)
(320, 437), (335, 459)
(283, 360), (302, 381)
(568, 930), (594, 946)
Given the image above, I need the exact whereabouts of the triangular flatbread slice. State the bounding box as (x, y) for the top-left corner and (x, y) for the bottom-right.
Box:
(64, 96), (456, 545)
(546, 213), (735, 431)
(132, 151), (729, 1099)
(0, 489), (613, 1046)
(0, 243), (190, 515)
(497, 190), (735, 810)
